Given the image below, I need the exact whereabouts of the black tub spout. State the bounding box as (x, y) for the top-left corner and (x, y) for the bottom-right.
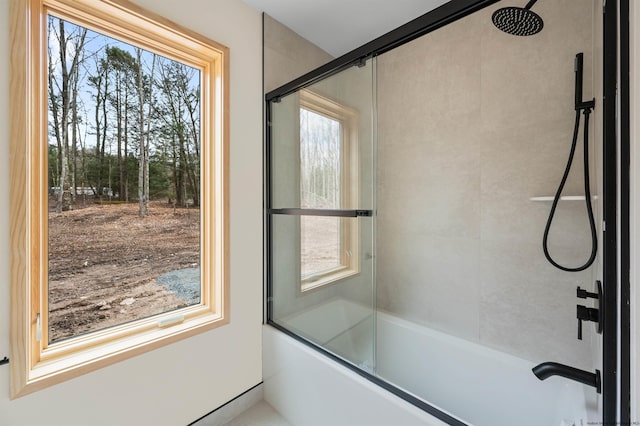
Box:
(532, 362), (601, 393)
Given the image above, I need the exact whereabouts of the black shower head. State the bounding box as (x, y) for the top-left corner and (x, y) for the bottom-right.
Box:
(492, 0), (543, 36)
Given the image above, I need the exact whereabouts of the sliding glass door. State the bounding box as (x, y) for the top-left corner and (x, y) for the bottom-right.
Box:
(267, 59), (377, 370)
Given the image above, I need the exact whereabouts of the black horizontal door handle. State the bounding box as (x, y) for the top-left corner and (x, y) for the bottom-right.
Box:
(268, 208), (373, 217)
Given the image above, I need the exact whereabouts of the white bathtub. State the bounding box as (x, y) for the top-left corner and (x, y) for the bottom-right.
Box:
(265, 298), (599, 426)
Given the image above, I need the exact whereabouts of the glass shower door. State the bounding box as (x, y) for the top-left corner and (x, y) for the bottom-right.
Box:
(267, 58), (376, 370)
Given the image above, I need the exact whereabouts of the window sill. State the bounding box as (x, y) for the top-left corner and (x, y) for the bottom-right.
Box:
(301, 266), (359, 293)
(14, 306), (226, 399)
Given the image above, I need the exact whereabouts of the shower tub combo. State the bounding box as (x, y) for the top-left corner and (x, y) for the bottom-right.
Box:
(264, 299), (596, 426)
(265, 0), (618, 424)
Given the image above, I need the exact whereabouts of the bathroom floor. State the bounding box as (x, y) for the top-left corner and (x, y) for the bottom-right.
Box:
(223, 401), (291, 426)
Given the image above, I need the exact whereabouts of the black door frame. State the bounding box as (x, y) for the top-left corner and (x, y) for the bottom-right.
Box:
(265, 0), (630, 423)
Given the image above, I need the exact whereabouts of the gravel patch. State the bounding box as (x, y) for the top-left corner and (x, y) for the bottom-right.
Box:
(157, 267), (201, 305)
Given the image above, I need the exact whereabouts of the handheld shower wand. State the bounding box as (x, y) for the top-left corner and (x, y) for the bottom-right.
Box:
(542, 53), (597, 272)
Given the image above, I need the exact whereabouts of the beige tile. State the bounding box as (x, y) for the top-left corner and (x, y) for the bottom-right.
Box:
(377, 233), (481, 341)
(377, 121), (483, 240)
(479, 1), (594, 132)
(377, 21), (482, 136)
(264, 15), (333, 93)
(479, 239), (595, 369)
(375, 0), (598, 368)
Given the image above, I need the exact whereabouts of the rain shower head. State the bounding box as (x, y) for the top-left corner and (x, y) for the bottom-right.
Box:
(492, 0), (543, 36)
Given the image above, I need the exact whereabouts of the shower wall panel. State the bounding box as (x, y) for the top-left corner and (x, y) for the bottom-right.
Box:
(264, 14), (333, 93)
(376, 0), (599, 369)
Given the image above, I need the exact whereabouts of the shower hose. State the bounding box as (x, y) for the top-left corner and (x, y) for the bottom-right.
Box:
(542, 108), (597, 272)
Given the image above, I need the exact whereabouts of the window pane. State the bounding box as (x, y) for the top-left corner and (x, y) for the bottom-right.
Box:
(300, 216), (342, 278)
(47, 15), (201, 343)
(299, 107), (343, 279)
(300, 108), (341, 209)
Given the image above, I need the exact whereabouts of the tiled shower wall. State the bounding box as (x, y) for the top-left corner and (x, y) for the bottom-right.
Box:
(376, 0), (601, 369)
(263, 14), (333, 94)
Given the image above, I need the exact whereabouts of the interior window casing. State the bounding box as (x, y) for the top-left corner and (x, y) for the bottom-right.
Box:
(9, 0), (229, 398)
(297, 90), (360, 293)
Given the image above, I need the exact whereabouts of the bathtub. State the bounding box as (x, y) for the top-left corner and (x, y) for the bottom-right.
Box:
(264, 298), (599, 426)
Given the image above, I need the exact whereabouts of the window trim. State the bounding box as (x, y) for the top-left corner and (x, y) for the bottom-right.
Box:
(9, 0), (229, 398)
(297, 90), (360, 293)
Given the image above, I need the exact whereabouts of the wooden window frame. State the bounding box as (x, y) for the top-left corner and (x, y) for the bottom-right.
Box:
(298, 90), (360, 293)
(9, 0), (229, 398)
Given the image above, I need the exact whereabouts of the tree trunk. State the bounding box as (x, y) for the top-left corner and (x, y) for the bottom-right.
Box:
(49, 20), (87, 213)
(117, 76), (123, 201)
(172, 140), (183, 207)
(48, 44), (63, 211)
(70, 65), (79, 208)
(94, 72), (103, 198)
(144, 54), (156, 216)
(124, 91), (129, 202)
(57, 20), (70, 213)
(137, 49), (145, 218)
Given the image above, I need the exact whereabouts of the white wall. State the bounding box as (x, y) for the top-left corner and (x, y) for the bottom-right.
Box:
(0, 0), (263, 425)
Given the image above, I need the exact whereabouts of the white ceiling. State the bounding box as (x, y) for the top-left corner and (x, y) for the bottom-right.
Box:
(242, 0), (451, 57)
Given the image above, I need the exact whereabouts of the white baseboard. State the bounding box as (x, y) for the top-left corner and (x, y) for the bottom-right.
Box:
(191, 383), (263, 426)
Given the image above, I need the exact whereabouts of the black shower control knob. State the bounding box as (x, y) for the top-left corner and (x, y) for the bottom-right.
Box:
(576, 304), (599, 340)
(577, 286), (599, 299)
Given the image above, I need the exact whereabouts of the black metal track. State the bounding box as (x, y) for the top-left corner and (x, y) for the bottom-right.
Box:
(619, 0), (631, 423)
(262, 12), (269, 325)
(602, 0), (619, 422)
(265, 79), (274, 323)
(268, 208), (373, 217)
(265, 0), (500, 102)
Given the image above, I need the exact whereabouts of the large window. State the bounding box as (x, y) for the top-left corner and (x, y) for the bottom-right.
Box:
(10, 0), (229, 397)
(298, 91), (359, 292)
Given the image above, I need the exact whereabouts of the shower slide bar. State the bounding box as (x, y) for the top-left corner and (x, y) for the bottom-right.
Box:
(268, 208), (373, 217)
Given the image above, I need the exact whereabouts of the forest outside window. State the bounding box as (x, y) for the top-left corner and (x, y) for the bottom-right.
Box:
(10, 0), (229, 397)
(298, 91), (360, 292)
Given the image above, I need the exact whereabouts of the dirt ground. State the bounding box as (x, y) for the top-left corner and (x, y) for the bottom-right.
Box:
(300, 216), (340, 276)
(48, 199), (340, 343)
(48, 200), (200, 343)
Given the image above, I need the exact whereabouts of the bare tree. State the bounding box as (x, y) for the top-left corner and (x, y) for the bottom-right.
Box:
(106, 46), (138, 201)
(88, 53), (109, 198)
(144, 55), (157, 215)
(157, 59), (201, 207)
(48, 17), (87, 213)
(136, 48), (145, 217)
(136, 49), (156, 217)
